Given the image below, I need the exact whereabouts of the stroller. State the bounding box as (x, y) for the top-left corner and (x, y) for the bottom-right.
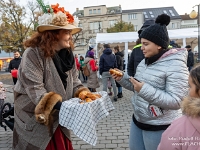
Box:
(0, 102), (14, 131)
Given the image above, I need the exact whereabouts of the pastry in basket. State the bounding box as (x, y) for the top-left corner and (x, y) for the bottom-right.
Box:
(85, 98), (93, 102)
(79, 91), (89, 100)
(80, 101), (85, 104)
(86, 93), (101, 100)
(109, 69), (123, 77)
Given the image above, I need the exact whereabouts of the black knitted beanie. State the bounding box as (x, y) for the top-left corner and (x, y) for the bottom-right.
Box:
(140, 14), (170, 49)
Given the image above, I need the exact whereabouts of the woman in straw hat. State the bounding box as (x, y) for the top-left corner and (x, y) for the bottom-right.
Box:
(12, 2), (97, 150)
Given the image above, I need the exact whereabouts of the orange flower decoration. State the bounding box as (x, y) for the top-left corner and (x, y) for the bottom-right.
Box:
(66, 12), (74, 24)
(51, 3), (74, 24)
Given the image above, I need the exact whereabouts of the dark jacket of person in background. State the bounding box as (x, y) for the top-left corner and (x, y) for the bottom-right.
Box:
(8, 57), (22, 72)
(185, 45), (194, 71)
(187, 50), (194, 67)
(115, 51), (124, 71)
(99, 47), (117, 75)
(127, 20), (155, 77)
(127, 39), (143, 77)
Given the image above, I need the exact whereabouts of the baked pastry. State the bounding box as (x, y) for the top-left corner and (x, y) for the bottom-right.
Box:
(79, 91), (89, 100)
(86, 93), (101, 100)
(109, 69), (123, 77)
(85, 98), (93, 102)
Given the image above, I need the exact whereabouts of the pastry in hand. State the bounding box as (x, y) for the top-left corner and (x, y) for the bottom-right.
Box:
(109, 69), (123, 77)
(79, 91), (89, 100)
(86, 93), (101, 100)
(85, 98), (93, 102)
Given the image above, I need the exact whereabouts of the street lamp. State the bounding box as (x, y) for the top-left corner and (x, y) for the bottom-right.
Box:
(190, 4), (200, 62)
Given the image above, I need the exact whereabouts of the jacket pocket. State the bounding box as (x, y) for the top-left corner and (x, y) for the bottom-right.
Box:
(15, 115), (36, 131)
(148, 104), (164, 118)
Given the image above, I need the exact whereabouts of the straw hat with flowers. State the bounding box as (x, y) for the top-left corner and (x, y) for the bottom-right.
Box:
(36, 0), (82, 34)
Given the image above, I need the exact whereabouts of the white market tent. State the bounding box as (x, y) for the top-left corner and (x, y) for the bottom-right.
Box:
(96, 28), (198, 72)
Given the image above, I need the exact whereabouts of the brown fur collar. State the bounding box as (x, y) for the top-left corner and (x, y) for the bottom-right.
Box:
(181, 96), (200, 117)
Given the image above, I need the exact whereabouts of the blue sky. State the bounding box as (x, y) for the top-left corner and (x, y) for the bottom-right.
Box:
(20, 0), (200, 15)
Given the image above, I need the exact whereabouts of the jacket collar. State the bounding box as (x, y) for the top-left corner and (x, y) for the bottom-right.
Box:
(182, 96), (200, 118)
(145, 49), (168, 65)
(182, 97), (200, 133)
(133, 44), (142, 49)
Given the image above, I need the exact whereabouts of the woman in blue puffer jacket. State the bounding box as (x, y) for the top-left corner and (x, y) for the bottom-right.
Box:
(112, 14), (189, 150)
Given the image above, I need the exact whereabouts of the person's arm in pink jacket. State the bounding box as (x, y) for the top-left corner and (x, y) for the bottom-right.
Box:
(75, 58), (80, 70)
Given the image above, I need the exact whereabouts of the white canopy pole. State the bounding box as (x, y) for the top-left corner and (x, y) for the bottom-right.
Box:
(95, 42), (98, 58)
(182, 38), (186, 48)
(124, 42), (128, 72)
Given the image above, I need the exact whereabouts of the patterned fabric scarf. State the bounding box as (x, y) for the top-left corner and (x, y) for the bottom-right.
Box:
(53, 48), (74, 89)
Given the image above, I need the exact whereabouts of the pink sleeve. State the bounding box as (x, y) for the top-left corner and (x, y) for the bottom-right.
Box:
(75, 58), (80, 69)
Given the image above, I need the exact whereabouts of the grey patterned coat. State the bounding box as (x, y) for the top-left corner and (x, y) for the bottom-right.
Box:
(118, 48), (189, 125)
(13, 48), (83, 150)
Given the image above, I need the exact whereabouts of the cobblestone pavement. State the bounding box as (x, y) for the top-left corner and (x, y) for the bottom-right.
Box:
(0, 74), (133, 150)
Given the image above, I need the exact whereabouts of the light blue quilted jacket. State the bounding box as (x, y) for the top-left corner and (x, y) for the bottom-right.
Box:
(118, 48), (189, 125)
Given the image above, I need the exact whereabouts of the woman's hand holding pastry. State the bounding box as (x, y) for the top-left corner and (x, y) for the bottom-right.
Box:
(109, 69), (123, 81)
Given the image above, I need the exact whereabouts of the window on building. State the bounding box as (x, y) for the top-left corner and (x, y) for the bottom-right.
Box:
(98, 8), (101, 14)
(177, 22), (179, 28)
(169, 10), (175, 16)
(128, 13), (137, 20)
(93, 9), (96, 14)
(149, 11), (154, 18)
(172, 23), (177, 28)
(143, 12), (148, 18)
(109, 20), (117, 27)
(89, 22), (102, 33)
(134, 25), (138, 31)
(163, 10), (168, 15)
(89, 22), (93, 33)
(89, 9), (92, 14)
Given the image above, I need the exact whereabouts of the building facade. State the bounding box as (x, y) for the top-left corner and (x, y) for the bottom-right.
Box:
(73, 6), (182, 56)
(73, 5), (122, 56)
(122, 7), (181, 32)
(180, 13), (198, 28)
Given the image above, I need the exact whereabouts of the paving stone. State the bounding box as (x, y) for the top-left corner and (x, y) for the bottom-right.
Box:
(105, 144), (118, 148)
(0, 82), (133, 150)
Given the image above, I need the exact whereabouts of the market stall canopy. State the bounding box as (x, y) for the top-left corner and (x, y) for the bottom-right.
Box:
(96, 28), (198, 72)
(96, 28), (198, 44)
(96, 32), (138, 44)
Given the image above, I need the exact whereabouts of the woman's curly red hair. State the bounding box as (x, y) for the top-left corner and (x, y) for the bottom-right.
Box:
(24, 30), (74, 58)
